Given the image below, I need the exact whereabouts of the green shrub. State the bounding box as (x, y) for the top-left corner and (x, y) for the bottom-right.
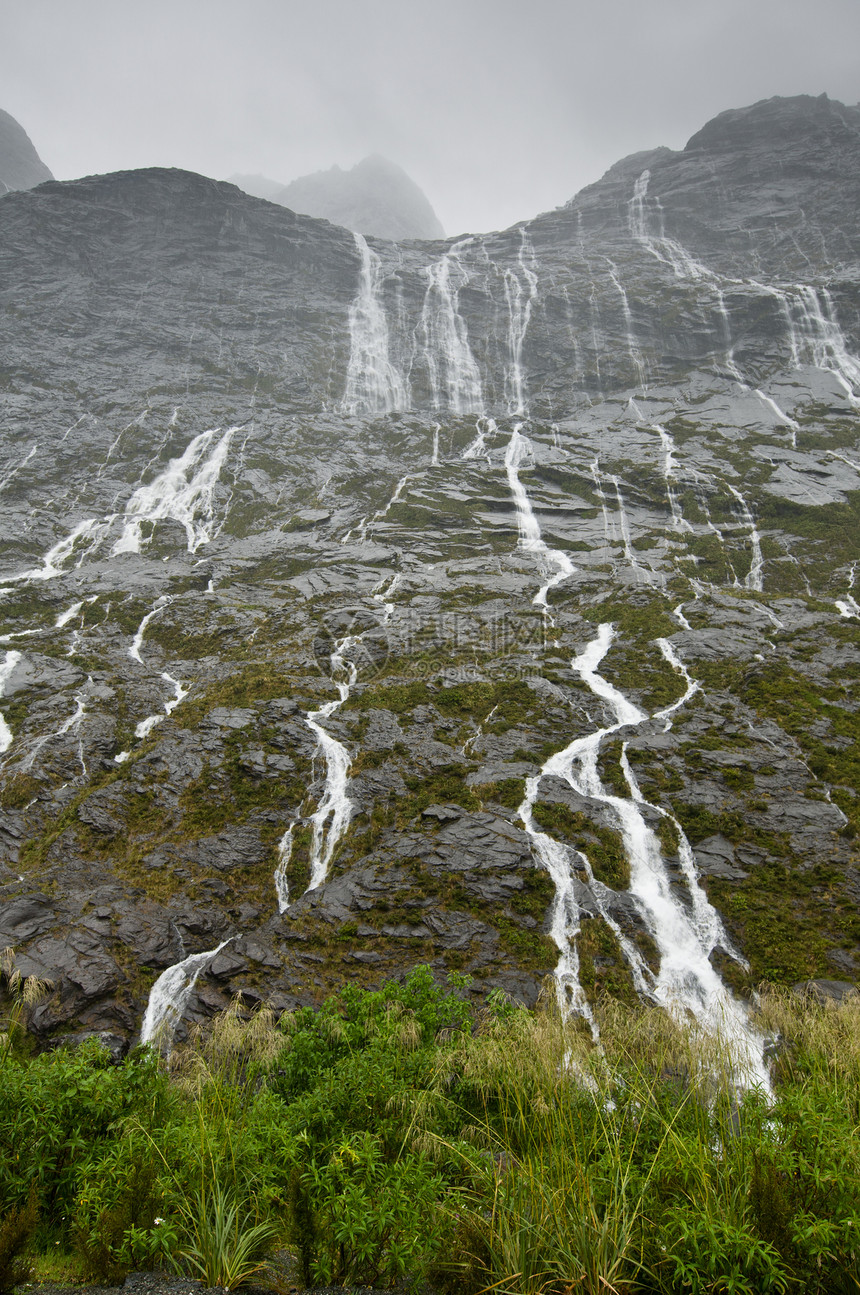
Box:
(0, 1188), (37, 1295)
(72, 1134), (177, 1283)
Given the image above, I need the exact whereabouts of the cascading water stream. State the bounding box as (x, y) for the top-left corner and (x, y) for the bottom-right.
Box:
(653, 423), (692, 532)
(19, 680), (92, 775)
(140, 939), (231, 1054)
(462, 416), (495, 461)
(788, 285), (860, 407)
(754, 390), (800, 447)
(305, 636), (357, 891)
(1, 427), (235, 592)
(129, 598), (170, 665)
(342, 233), (409, 415)
(0, 650), (22, 755)
(504, 428), (575, 614)
(275, 576), (403, 911)
(726, 484), (764, 592)
(653, 638), (700, 729)
(504, 435), (768, 1081)
(836, 595), (860, 619)
(0, 444), (37, 497)
(274, 824), (294, 913)
(527, 625), (768, 1084)
(629, 170), (715, 283)
(111, 426), (235, 555)
(115, 597), (189, 762)
(518, 776), (596, 1029)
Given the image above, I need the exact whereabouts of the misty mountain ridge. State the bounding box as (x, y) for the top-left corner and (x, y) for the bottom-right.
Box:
(229, 153), (445, 241)
(0, 107), (53, 195)
(1, 92), (859, 1062)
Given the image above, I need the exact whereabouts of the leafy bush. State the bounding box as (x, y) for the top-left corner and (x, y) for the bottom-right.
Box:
(72, 1132), (178, 1283)
(0, 1188), (37, 1295)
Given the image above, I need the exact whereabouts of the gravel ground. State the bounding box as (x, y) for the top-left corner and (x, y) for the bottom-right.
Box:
(27, 1257), (432, 1295)
(29, 1258), (301, 1295)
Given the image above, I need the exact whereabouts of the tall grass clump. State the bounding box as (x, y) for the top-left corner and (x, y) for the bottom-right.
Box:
(437, 989), (860, 1295)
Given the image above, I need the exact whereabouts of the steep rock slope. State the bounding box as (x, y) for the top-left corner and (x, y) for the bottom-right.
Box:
(0, 108), (53, 194)
(0, 94), (858, 1058)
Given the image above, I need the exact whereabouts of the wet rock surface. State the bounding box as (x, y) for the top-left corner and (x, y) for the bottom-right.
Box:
(0, 93), (859, 1048)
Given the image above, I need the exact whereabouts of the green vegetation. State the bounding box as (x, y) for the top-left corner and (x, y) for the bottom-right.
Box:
(2, 968), (860, 1294)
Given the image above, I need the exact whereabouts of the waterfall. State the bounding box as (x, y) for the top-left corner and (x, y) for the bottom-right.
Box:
(517, 774), (596, 1029)
(653, 637), (700, 729)
(836, 595), (860, 619)
(504, 229), (539, 415)
(754, 389), (799, 447)
(0, 650), (22, 755)
(789, 285), (860, 406)
(342, 233), (409, 416)
(628, 170), (711, 281)
(132, 673), (189, 743)
(111, 427), (235, 555)
(753, 279), (860, 404)
(140, 940), (231, 1054)
(2, 517), (113, 588)
(274, 823), (294, 913)
(612, 475), (660, 587)
(628, 170), (750, 380)
(418, 240), (483, 414)
(129, 597), (170, 664)
(21, 681), (90, 774)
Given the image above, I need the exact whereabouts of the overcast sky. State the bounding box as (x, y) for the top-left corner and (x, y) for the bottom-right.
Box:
(3, 0), (859, 235)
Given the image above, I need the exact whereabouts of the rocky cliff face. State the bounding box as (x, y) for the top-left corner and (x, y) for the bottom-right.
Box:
(1, 94), (858, 1058)
(233, 154), (445, 241)
(0, 108), (53, 194)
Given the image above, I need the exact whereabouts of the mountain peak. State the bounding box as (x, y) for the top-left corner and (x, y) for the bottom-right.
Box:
(232, 153), (444, 242)
(0, 107), (54, 194)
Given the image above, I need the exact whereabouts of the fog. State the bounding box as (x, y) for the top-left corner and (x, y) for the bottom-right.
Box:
(3, 0), (859, 234)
